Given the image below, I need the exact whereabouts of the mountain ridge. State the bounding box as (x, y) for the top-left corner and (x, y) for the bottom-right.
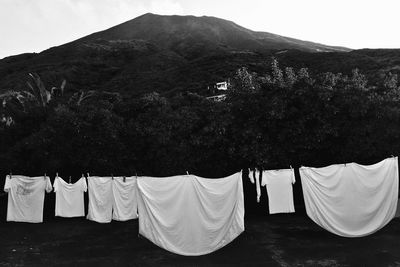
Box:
(75, 13), (351, 56)
(1, 13), (399, 97)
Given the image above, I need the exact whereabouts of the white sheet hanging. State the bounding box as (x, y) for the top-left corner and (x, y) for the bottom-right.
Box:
(112, 176), (138, 221)
(261, 169), (295, 214)
(300, 157), (398, 237)
(53, 176), (87, 218)
(87, 176), (113, 223)
(137, 172), (244, 256)
(4, 175), (52, 223)
(255, 169), (261, 203)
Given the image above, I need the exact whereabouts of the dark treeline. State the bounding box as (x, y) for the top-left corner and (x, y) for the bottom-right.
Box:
(1, 60), (400, 180)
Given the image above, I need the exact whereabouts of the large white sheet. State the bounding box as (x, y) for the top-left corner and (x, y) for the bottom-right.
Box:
(137, 172), (244, 256)
(300, 157), (399, 237)
(112, 176), (138, 221)
(4, 175), (52, 223)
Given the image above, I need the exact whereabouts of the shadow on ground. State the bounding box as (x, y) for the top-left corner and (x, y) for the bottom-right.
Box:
(0, 214), (399, 267)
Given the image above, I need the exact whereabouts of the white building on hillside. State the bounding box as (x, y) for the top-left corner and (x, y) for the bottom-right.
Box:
(216, 81), (229, 91)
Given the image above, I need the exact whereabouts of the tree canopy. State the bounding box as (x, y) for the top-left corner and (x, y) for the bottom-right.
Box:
(1, 60), (400, 179)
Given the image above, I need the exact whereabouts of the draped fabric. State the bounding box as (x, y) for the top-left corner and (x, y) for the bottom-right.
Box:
(137, 172), (244, 256)
(112, 176), (138, 221)
(300, 157), (399, 237)
(254, 169), (261, 203)
(261, 169), (295, 214)
(4, 175), (52, 223)
(54, 176), (87, 218)
(248, 168), (255, 184)
(87, 177), (113, 223)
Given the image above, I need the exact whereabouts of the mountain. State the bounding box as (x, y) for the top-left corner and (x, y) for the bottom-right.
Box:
(77, 13), (350, 56)
(0, 13), (399, 97)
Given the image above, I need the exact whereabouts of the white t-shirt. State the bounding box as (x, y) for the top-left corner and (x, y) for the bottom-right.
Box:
(53, 176), (87, 218)
(112, 176), (138, 221)
(86, 176), (113, 223)
(261, 169), (295, 214)
(4, 175), (52, 223)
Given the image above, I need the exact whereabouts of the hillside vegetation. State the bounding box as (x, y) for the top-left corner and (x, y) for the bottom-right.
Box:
(1, 14), (400, 177)
(1, 60), (399, 177)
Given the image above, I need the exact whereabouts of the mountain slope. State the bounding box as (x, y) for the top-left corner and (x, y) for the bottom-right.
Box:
(1, 13), (398, 97)
(77, 13), (350, 57)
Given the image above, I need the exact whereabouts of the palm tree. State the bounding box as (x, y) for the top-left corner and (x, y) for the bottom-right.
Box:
(0, 73), (66, 126)
(26, 73), (66, 107)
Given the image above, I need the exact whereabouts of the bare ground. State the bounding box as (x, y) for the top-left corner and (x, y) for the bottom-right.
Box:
(0, 214), (399, 267)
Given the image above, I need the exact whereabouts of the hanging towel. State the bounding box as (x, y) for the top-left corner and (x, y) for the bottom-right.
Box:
(300, 157), (399, 237)
(137, 172), (244, 256)
(53, 176), (87, 218)
(4, 175), (52, 223)
(248, 168), (255, 184)
(87, 176), (113, 223)
(255, 169), (261, 203)
(261, 169), (295, 214)
(112, 176), (138, 221)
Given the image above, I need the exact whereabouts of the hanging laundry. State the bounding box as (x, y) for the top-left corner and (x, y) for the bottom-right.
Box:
(136, 172), (244, 256)
(255, 168), (261, 203)
(3, 175), (52, 223)
(248, 168), (255, 184)
(112, 176), (138, 221)
(300, 157), (399, 237)
(87, 176), (113, 223)
(53, 176), (87, 218)
(261, 169), (295, 214)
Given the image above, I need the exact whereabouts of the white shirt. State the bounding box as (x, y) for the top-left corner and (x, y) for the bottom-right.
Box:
(112, 176), (138, 221)
(261, 169), (295, 214)
(53, 176), (87, 218)
(4, 175), (52, 223)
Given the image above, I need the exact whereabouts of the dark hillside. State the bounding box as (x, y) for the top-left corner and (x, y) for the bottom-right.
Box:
(1, 14), (399, 97)
(77, 13), (349, 57)
(0, 13), (357, 96)
(275, 49), (400, 83)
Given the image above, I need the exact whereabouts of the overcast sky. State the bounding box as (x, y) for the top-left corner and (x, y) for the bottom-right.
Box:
(0, 0), (399, 59)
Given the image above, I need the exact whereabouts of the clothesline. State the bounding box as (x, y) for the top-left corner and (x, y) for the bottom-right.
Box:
(6, 154), (398, 181)
(299, 155), (398, 169)
(3, 158), (399, 256)
(6, 172), (186, 178)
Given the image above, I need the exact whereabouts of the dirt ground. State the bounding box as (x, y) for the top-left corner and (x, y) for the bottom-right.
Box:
(0, 214), (399, 267)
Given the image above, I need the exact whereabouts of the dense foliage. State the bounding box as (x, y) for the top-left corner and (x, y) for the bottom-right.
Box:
(1, 60), (400, 179)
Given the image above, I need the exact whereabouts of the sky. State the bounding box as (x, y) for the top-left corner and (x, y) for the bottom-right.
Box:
(0, 0), (399, 59)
